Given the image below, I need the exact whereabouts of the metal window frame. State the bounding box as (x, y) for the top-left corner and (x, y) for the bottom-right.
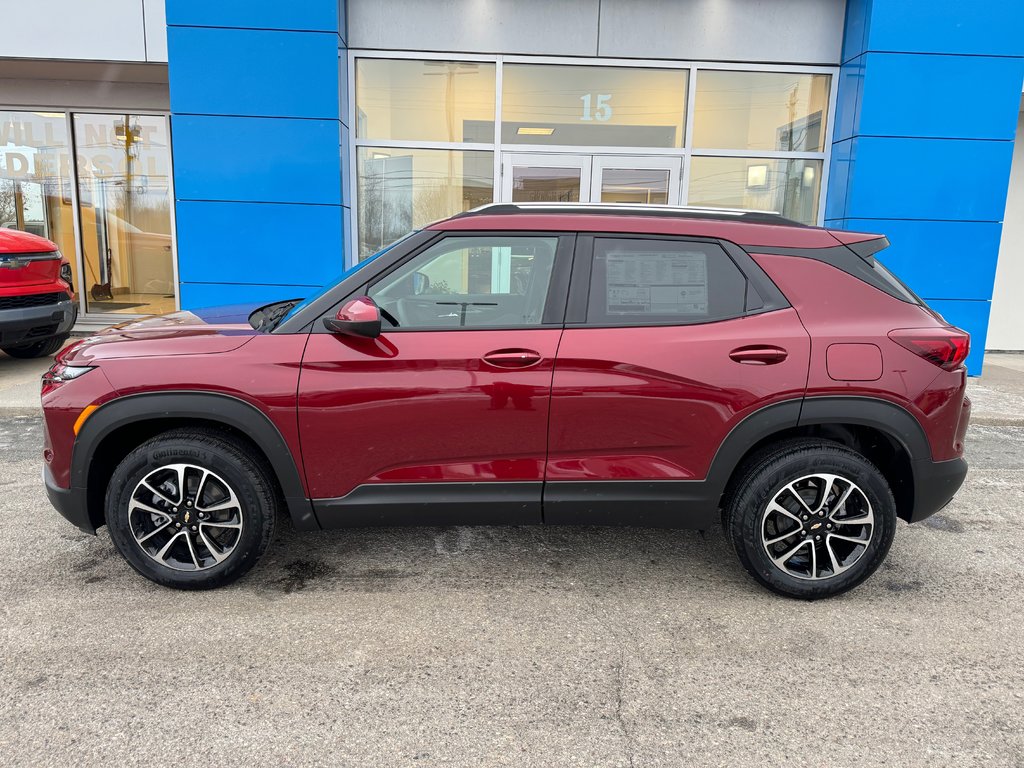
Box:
(0, 104), (180, 325)
(348, 50), (839, 269)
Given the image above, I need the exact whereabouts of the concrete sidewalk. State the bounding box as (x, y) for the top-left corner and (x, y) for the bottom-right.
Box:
(1, 346), (1022, 424)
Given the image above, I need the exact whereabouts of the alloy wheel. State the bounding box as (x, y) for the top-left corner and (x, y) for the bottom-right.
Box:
(128, 463), (244, 571)
(760, 473), (874, 581)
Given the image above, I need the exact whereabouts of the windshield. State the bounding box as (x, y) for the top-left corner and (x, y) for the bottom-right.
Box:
(272, 233), (415, 329)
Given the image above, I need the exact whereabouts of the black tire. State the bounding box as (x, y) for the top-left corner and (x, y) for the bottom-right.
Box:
(724, 439), (897, 599)
(105, 429), (277, 590)
(1, 334), (69, 359)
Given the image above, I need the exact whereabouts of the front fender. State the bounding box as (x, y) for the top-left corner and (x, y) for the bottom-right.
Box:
(72, 391), (316, 531)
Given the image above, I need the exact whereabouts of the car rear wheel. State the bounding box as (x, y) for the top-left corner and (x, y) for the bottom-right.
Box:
(105, 430), (277, 590)
(1, 334), (69, 359)
(724, 439), (897, 599)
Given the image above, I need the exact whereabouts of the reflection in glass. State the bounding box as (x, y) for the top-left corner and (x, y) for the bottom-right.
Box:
(369, 236), (558, 329)
(73, 114), (174, 315)
(0, 110), (76, 285)
(355, 58), (496, 143)
(693, 70), (831, 151)
(599, 168), (670, 204)
(688, 157), (822, 224)
(503, 64), (687, 147)
(511, 166), (582, 203)
(357, 147), (493, 260)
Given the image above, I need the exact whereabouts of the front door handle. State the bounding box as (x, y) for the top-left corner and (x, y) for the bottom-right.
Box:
(729, 345), (788, 365)
(482, 348), (543, 369)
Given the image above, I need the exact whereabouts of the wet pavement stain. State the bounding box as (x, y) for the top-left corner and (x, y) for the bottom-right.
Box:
(271, 559), (337, 593)
(922, 515), (966, 533)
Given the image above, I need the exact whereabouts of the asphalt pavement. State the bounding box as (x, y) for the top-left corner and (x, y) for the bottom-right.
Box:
(1, 410), (1023, 766)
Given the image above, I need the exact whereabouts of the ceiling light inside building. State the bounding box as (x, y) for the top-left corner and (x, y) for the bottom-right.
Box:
(517, 127), (555, 136)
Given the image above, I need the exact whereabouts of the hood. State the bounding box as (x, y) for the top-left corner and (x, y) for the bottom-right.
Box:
(60, 303), (267, 364)
(0, 228), (63, 289)
(0, 227), (58, 254)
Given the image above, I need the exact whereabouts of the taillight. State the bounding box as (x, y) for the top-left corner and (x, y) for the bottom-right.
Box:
(888, 327), (970, 371)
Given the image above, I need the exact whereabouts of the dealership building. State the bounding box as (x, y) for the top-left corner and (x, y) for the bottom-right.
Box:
(1, 0), (1022, 372)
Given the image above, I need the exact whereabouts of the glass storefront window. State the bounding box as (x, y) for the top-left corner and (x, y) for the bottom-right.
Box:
(0, 110), (76, 285)
(502, 64), (687, 147)
(357, 147), (493, 259)
(599, 168), (670, 204)
(687, 157), (822, 224)
(693, 70), (831, 152)
(355, 58), (496, 143)
(73, 114), (174, 315)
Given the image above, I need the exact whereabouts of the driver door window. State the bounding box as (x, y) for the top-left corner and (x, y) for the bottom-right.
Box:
(368, 235), (558, 329)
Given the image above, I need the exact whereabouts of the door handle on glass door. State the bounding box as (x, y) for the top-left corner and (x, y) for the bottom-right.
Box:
(729, 345), (788, 365)
(482, 349), (543, 368)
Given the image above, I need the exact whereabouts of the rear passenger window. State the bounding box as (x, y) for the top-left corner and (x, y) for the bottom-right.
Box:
(586, 238), (747, 325)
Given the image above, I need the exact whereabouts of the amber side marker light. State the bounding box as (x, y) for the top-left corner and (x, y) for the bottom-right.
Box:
(73, 404), (99, 435)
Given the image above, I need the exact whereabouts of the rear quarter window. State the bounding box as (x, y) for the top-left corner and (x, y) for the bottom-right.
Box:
(586, 238), (747, 325)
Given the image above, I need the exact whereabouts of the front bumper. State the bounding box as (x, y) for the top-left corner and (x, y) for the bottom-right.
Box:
(0, 298), (77, 347)
(43, 464), (96, 535)
(909, 456), (968, 523)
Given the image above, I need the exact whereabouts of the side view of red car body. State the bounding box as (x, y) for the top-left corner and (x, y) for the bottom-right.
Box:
(0, 228), (77, 358)
(40, 205), (971, 597)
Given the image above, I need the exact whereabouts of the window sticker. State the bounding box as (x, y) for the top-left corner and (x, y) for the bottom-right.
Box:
(605, 250), (708, 315)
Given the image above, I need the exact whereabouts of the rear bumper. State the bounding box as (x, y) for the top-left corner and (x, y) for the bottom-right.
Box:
(43, 464), (96, 535)
(0, 298), (77, 347)
(909, 456), (968, 523)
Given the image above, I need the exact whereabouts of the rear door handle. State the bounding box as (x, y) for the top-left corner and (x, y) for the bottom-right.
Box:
(729, 345), (788, 365)
(482, 348), (543, 369)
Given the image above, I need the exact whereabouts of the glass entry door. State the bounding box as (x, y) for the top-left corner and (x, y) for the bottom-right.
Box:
(502, 154), (593, 203)
(501, 153), (683, 205)
(591, 156), (682, 205)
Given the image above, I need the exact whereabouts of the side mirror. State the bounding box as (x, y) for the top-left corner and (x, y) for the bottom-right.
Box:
(322, 296), (382, 338)
(413, 271), (430, 295)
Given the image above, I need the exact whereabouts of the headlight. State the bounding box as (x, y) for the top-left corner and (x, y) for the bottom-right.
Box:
(42, 363), (94, 386)
(59, 262), (73, 287)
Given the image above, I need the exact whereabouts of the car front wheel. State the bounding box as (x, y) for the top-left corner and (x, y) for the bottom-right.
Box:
(1, 334), (69, 359)
(105, 429), (277, 590)
(725, 439), (897, 599)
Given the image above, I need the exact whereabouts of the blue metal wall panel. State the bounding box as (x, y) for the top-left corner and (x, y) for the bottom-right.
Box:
(857, 53), (1024, 140)
(832, 56), (865, 142)
(831, 0), (1024, 374)
(167, 0), (347, 310)
(840, 0), (870, 63)
(166, 0), (341, 32)
(824, 138), (853, 220)
(831, 218), (1003, 301)
(172, 115), (342, 205)
(866, 1), (1024, 58)
(840, 136), (1014, 222)
(175, 201), (345, 286)
(168, 27), (340, 119)
(181, 282), (320, 310)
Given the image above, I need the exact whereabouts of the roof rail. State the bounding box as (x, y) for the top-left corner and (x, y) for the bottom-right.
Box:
(454, 202), (807, 227)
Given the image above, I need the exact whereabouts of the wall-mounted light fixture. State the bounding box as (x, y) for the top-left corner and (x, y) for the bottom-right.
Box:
(746, 164), (768, 189)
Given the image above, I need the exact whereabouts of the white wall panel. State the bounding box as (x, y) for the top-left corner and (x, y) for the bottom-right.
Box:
(144, 0), (168, 62)
(348, 0), (844, 64)
(349, 0), (602, 56)
(988, 106), (1024, 350)
(599, 0), (845, 64)
(0, 0), (167, 63)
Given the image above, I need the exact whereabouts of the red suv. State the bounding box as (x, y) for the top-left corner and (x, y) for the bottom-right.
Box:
(1, 228), (77, 358)
(41, 205), (971, 598)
